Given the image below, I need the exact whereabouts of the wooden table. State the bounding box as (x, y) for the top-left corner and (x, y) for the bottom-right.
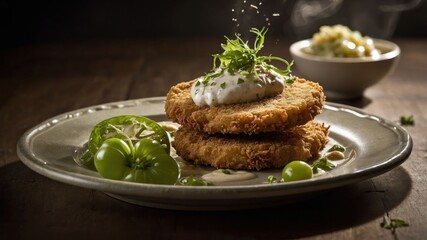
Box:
(1, 37), (426, 239)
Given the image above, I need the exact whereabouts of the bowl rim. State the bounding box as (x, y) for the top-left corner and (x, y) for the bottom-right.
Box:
(289, 38), (400, 63)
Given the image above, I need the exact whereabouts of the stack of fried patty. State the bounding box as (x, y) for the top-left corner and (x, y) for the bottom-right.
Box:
(165, 77), (329, 171)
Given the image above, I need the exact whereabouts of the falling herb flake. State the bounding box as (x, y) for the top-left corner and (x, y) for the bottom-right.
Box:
(237, 78), (245, 84)
(222, 169), (231, 174)
(220, 82), (226, 89)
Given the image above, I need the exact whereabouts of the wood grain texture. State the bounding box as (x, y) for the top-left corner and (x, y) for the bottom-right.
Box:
(1, 38), (426, 239)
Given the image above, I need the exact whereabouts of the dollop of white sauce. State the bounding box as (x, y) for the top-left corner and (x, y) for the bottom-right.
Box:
(201, 169), (257, 184)
(191, 68), (285, 106)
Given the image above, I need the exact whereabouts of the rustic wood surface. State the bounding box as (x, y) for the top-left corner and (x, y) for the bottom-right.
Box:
(0, 38), (426, 239)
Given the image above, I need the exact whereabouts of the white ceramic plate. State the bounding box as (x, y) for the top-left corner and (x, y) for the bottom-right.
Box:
(17, 97), (412, 210)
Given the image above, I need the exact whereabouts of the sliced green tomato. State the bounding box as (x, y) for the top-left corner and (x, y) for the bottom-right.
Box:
(281, 160), (313, 182)
(80, 115), (170, 169)
(94, 138), (131, 180)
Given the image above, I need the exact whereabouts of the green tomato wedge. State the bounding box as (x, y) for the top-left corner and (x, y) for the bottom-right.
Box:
(80, 115), (170, 170)
(281, 160), (313, 182)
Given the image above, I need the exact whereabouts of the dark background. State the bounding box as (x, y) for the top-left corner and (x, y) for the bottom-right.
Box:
(1, 0), (426, 50)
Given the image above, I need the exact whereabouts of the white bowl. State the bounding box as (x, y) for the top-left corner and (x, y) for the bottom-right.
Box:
(290, 38), (400, 100)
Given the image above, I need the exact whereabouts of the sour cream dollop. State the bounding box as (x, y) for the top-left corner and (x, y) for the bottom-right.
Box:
(191, 68), (286, 107)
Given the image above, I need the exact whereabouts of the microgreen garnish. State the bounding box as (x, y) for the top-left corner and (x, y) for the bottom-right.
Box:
(312, 157), (336, 174)
(328, 144), (345, 152)
(168, 131), (176, 138)
(285, 76), (296, 85)
(203, 71), (223, 84)
(237, 78), (245, 84)
(400, 115), (414, 125)
(220, 82), (226, 89)
(195, 81), (201, 87)
(241, 70), (250, 78)
(203, 28), (293, 83)
(381, 214), (409, 233)
(267, 175), (277, 184)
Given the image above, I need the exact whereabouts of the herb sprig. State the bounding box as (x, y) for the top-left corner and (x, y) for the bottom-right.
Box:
(328, 144), (345, 152)
(400, 115), (414, 125)
(381, 214), (409, 234)
(203, 28), (294, 84)
(312, 157), (336, 174)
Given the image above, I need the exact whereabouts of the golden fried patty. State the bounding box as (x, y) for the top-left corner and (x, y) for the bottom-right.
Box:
(173, 121), (329, 171)
(165, 77), (325, 135)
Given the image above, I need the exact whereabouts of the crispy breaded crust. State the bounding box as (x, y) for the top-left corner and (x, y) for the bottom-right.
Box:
(165, 77), (325, 135)
(173, 121), (329, 171)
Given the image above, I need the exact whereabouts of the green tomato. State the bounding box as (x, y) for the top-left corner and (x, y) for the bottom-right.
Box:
(133, 138), (168, 160)
(124, 139), (179, 185)
(94, 138), (179, 185)
(80, 115), (170, 170)
(281, 161), (313, 182)
(94, 138), (131, 180)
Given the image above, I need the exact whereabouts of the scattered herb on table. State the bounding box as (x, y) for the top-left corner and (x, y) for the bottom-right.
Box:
(400, 115), (414, 125)
(381, 214), (409, 233)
